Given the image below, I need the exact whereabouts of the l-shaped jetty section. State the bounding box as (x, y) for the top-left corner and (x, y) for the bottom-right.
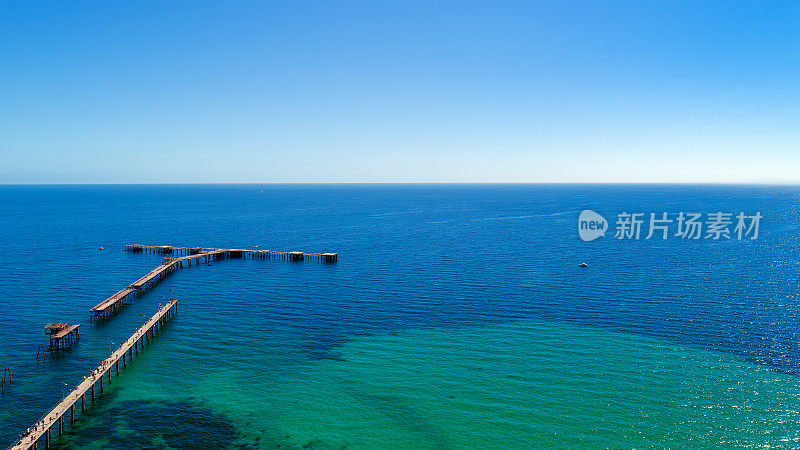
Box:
(89, 244), (337, 320)
(11, 300), (178, 450)
(124, 244), (338, 263)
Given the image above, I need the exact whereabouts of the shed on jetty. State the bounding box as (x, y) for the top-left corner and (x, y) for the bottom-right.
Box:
(45, 323), (80, 349)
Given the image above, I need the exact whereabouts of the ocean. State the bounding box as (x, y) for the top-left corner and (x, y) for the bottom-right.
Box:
(0, 184), (799, 448)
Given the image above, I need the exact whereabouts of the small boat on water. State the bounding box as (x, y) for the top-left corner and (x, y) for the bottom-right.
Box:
(578, 262), (588, 267)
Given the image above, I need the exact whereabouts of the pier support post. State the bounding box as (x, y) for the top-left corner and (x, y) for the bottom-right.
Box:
(58, 416), (63, 436)
(45, 428), (50, 449)
(71, 404), (75, 423)
(116, 361), (119, 375)
(82, 394), (85, 411)
(91, 385), (95, 401)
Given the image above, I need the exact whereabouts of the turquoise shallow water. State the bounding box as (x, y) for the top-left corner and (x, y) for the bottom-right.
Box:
(1, 184), (800, 448)
(50, 320), (800, 448)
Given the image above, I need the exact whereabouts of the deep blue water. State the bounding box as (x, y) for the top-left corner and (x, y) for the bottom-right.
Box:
(1, 184), (799, 447)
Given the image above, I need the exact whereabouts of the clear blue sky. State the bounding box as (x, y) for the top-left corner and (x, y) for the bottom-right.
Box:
(1, 1), (798, 183)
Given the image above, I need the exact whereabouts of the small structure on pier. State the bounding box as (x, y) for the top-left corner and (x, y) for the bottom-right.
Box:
(45, 323), (80, 350)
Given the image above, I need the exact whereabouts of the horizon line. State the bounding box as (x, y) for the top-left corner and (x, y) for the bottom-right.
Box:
(2, 181), (800, 187)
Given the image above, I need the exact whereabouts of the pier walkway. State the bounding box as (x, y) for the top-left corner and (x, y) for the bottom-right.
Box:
(11, 300), (178, 450)
(90, 289), (134, 319)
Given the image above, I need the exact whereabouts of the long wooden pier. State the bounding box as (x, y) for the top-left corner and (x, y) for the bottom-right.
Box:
(10, 300), (178, 450)
(90, 245), (336, 321)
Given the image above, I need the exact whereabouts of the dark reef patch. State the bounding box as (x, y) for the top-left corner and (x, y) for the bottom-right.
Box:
(51, 399), (255, 449)
(48, 397), (346, 449)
